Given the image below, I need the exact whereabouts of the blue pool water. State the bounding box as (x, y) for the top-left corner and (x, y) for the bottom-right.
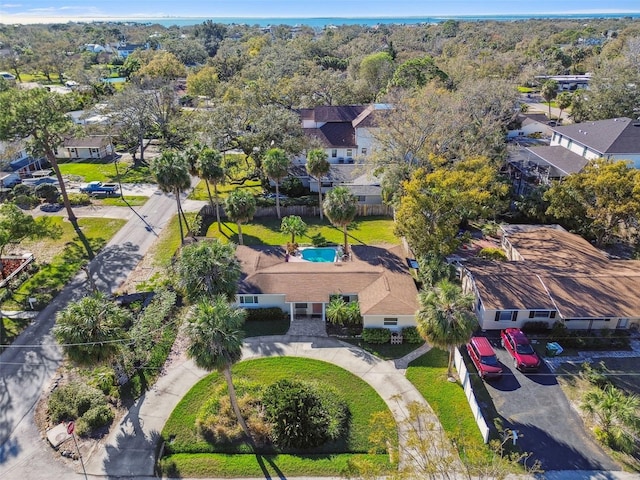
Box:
(300, 247), (336, 262)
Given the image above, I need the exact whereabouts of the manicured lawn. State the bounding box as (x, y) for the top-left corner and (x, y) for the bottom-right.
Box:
(160, 452), (389, 478)
(190, 179), (262, 201)
(517, 86), (536, 93)
(340, 338), (423, 360)
(1, 217), (126, 312)
(58, 159), (152, 184)
(406, 348), (484, 448)
(19, 73), (62, 83)
(160, 357), (392, 476)
(98, 196), (148, 207)
(148, 213), (199, 268)
(206, 216), (398, 246)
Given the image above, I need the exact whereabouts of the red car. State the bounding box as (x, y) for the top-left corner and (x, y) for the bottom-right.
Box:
(501, 328), (541, 372)
(466, 336), (502, 379)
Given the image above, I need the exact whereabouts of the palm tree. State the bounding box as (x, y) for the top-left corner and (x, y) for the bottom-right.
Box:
(280, 215), (307, 244)
(416, 279), (477, 379)
(323, 186), (357, 254)
(224, 189), (257, 245)
(581, 385), (640, 452)
(197, 147), (225, 232)
(150, 150), (192, 244)
(306, 149), (330, 219)
(556, 91), (572, 122)
(262, 148), (290, 219)
(326, 297), (361, 326)
(53, 292), (132, 366)
(185, 295), (253, 445)
(540, 80), (559, 120)
(175, 239), (241, 303)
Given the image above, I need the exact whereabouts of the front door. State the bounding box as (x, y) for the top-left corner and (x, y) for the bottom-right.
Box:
(312, 303), (323, 317)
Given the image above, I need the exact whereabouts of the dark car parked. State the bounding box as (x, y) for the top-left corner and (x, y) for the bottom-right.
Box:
(501, 328), (541, 372)
(467, 336), (502, 379)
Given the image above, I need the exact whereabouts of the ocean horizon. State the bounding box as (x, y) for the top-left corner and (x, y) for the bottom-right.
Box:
(10, 12), (640, 28)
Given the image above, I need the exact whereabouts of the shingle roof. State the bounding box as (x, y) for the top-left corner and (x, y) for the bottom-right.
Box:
(465, 226), (640, 318)
(304, 123), (356, 148)
(526, 145), (589, 176)
(300, 105), (368, 123)
(552, 117), (640, 154)
(236, 244), (418, 315)
(63, 136), (109, 148)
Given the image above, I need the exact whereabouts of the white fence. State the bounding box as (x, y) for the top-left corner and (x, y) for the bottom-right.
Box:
(454, 348), (491, 443)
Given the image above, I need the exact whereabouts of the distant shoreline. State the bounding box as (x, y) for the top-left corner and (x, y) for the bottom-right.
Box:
(2, 12), (640, 27)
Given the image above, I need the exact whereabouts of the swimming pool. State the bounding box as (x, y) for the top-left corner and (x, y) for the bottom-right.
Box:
(299, 247), (337, 262)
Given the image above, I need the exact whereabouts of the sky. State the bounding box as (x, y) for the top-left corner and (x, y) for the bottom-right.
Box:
(1, 0), (640, 24)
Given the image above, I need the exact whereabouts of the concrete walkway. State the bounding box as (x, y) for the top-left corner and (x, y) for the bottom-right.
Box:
(81, 336), (439, 478)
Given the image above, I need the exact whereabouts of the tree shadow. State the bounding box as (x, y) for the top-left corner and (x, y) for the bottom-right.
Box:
(255, 453), (287, 479)
(89, 242), (143, 293)
(351, 245), (407, 273)
(496, 415), (619, 471)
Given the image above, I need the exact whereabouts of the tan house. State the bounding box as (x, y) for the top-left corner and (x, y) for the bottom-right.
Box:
(234, 244), (418, 330)
(462, 225), (640, 331)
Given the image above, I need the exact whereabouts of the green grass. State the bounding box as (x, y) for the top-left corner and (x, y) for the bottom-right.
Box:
(97, 196), (149, 207)
(160, 452), (390, 478)
(517, 86), (536, 93)
(206, 216), (398, 246)
(406, 348), (484, 448)
(164, 357), (388, 453)
(147, 213), (199, 268)
(1, 217), (126, 311)
(160, 357), (390, 478)
(58, 159), (152, 184)
(190, 179), (263, 201)
(340, 338), (423, 360)
(19, 72), (62, 83)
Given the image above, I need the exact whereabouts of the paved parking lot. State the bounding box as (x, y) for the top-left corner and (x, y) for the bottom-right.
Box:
(477, 335), (619, 471)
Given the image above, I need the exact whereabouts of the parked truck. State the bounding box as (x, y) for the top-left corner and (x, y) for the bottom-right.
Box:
(80, 181), (120, 197)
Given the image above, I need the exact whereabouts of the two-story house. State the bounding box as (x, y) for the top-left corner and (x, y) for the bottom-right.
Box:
(508, 117), (640, 192)
(292, 104), (390, 204)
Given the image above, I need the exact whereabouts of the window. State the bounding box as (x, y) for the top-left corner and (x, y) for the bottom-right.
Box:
(528, 311), (555, 319)
(295, 303), (307, 309)
(331, 149), (338, 158)
(321, 181), (332, 188)
(239, 295), (258, 304)
(477, 299), (483, 312)
(494, 310), (517, 322)
(356, 195), (366, 202)
(346, 149), (353, 157)
(384, 318), (398, 326)
(361, 148), (367, 155)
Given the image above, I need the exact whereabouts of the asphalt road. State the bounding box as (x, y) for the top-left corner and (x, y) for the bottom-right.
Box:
(480, 335), (619, 472)
(0, 186), (198, 479)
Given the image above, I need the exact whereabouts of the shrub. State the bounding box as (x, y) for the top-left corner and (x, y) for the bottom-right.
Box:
(280, 176), (308, 197)
(477, 247), (506, 260)
(48, 381), (113, 436)
(34, 184), (60, 203)
(196, 379), (268, 447)
(402, 326), (423, 344)
(361, 328), (391, 344)
(522, 321), (551, 333)
(245, 307), (286, 322)
(68, 193), (92, 206)
(13, 194), (39, 209)
(311, 233), (328, 247)
(262, 379), (349, 449)
(75, 404), (114, 436)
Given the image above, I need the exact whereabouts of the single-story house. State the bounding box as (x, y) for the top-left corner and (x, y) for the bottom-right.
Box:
(234, 244), (419, 331)
(57, 136), (113, 160)
(507, 113), (555, 139)
(461, 225), (640, 331)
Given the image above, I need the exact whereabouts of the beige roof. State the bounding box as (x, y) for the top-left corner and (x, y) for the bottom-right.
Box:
(237, 244), (418, 315)
(465, 226), (640, 319)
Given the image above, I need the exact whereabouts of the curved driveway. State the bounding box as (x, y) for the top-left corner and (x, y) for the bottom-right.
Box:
(82, 336), (438, 477)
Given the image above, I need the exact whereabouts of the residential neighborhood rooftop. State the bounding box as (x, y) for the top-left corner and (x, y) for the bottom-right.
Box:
(552, 117), (640, 154)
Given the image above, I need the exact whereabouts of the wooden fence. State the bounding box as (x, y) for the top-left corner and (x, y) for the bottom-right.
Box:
(200, 203), (393, 219)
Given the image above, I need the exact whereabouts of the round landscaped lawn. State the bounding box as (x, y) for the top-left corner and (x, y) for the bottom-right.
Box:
(160, 357), (393, 477)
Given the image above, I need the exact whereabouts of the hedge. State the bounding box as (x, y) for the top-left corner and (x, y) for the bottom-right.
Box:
(245, 307), (286, 322)
(361, 328), (391, 344)
(402, 326), (423, 344)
